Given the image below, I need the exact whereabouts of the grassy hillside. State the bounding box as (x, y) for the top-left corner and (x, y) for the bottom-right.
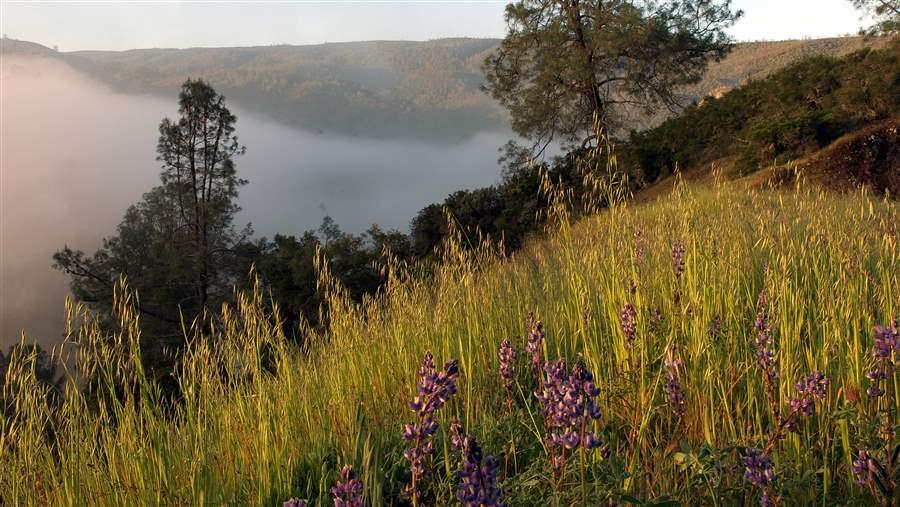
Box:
(1, 36), (891, 139)
(2, 182), (897, 505)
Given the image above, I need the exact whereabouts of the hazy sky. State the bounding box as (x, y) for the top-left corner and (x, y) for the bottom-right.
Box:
(1, 1), (866, 51)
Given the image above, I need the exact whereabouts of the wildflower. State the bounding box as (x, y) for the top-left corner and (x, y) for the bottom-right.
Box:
(535, 360), (602, 471)
(450, 423), (506, 507)
(873, 319), (899, 358)
(526, 316), (545, 376)
(785, 371), (828, 431)
(742, 448), (777, 506)
(403, 352), (460, 503)
(664, 345), (686, 414)
(865, 367), (887, 398)
(671, 240), (686, 279)
(331, 465), (364, 507)
(752, 292), (778, 392)
(865, 320), (898, 399)
(498, 339), (515, 391)
(851, 450), (875, 485)
(283, 499), (308, 507)
(794, 372), (828, 401)
(620, 303), (637, 349)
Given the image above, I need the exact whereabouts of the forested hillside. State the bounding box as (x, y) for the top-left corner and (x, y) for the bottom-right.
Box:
(1, 35), (892, 139)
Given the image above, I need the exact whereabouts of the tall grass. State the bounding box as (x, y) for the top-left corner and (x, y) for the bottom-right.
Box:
(1, 181), (897, 505)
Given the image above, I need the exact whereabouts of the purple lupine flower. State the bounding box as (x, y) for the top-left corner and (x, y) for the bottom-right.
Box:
(526, 316), (545, 377)
(498, 339), (515, 391)
(620, 303), (637, 349)
(784, 371), (828, 431)
(664, 345), (686, 414)
(742, 448), (777, 506)
(450, 423), (506, 507)
(535, 360), (602, 472)
(671, 240), (686, 279)
(331, 465), (364, 507)
(403, 352), (460, 503)
(742, 449), (776, 487)
(865, 320), (898, 399)
(794, 372), (828, 401)
(752, 292), (778, 388)
(851, 450), (876, 485)
(873, 320), (899, 358)
(283, 499), (308, 507)
(865, 367), (887, 398)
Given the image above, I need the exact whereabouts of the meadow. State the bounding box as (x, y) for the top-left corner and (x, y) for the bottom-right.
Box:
(1, 177), (898, 506)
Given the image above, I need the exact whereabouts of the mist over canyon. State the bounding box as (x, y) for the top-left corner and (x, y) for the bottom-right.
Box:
(0, 55), (511, 348)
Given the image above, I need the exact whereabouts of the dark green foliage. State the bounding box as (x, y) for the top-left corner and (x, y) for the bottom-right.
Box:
(252, 220), (413, 335)
(54, 79), (253, 345)
(409, 152), (594, 257)
(624, 43), (900, 180)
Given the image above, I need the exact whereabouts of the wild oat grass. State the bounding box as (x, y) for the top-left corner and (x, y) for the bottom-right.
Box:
(1, 181), (897, 505)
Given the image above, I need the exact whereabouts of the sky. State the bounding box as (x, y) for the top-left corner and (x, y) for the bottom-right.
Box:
(0, 0), (867, 52)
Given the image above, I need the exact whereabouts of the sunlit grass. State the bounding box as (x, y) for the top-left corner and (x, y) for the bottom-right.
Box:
(1, 180), (897, 505)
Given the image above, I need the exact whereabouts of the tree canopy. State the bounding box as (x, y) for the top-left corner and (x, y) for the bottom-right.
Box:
(483, 0), (741, 153)
(54, 79), (251, 341)
(850, 0), (900, 34)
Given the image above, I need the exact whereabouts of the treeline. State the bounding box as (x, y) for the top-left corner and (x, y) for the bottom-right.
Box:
(625, 41), (900, 180)
(249, 149), (597, 334)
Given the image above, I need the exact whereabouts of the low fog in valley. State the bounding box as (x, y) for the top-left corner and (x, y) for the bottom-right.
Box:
(0, 56), (510, 349)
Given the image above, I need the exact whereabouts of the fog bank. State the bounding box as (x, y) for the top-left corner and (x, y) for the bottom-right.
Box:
(0, 56), (509, 348)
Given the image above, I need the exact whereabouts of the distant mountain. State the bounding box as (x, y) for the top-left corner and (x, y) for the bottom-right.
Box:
(1, 36), (892, 140)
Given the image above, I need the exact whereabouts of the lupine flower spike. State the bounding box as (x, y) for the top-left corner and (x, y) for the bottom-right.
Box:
(752, 291), (778, 413)
(526, 314), (545, 381)
(866, 319), (898, 399)
(664, 344), (686, 415)
(785, 372), (827, 430)
(450, 423), (506, 507)
(535, 360), (602, 475)
(620, 303), (637, 349)
(742, 448), (778, 506)
(331, 465), (364, 507)
(671, 240), (685, 278)
(671, 240), (686, 304)
(498, 339), (515, 410)
(851, 450), (875, 485)
(403, 352), (459, 504)
(283, 499), (308, 507)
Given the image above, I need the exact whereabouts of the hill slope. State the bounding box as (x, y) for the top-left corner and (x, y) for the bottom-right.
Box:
(625, 39), (900, 188)
(3, 183), (897, 504)
(2, 36), (892, 139)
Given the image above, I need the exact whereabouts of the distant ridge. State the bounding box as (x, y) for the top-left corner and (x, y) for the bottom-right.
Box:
(2, 36), (892, 139)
